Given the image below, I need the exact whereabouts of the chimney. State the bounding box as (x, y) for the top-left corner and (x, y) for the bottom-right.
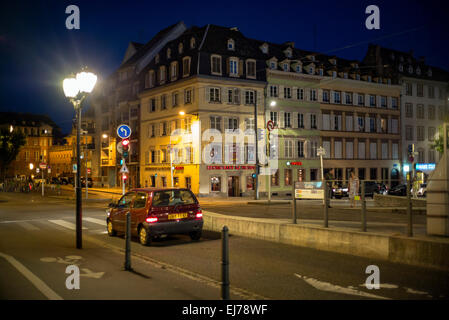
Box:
(284, 41), (295, 48)
(230, 27), (239, 31)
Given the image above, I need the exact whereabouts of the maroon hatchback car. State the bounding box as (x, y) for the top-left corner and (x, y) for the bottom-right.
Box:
(106, 188), (203, 245)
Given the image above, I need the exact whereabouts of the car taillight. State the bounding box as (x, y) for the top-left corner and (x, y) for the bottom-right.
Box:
(196, 210), (203, 219)
(146, 217), (158, 223)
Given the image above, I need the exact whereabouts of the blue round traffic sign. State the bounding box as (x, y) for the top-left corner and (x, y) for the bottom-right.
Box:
(117, 124), (131, 139)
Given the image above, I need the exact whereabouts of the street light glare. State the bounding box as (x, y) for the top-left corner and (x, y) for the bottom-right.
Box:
(102, 133), (108, 139)
(76, 71), (97, 93)
(63, 78), (79, 98)
(270, 101), (276, 107)
(179, 111), (185, 116)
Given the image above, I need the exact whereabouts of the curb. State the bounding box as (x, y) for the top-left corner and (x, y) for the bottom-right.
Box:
(202, 210), (449, 271)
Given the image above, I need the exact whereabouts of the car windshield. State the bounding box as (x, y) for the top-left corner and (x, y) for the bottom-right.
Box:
(152, 190), (196, 207)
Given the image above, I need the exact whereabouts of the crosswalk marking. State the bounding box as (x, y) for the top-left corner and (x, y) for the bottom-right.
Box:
(18, 221), (40, 231)
(83, 217), (106, 226)
(48, 220), (87, 230)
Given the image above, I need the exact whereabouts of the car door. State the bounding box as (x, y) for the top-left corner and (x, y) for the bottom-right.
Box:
(115, 192), (135, 232)
(131, 191), (149, 236)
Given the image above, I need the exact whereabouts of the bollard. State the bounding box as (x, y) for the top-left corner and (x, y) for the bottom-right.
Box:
(291, 183), (297, 224)
(323, 182), (329, 228)
(406, 179), (413, 237)
(221, 226), (230, 300)
(124, 211), (132, 270)
(361, 182), (367, 232)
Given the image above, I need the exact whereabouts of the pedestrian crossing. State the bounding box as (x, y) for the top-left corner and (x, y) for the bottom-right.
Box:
(0, 216), (107, 233)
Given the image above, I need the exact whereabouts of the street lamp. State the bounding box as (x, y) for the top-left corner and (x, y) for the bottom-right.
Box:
(63, 68), (97, 249)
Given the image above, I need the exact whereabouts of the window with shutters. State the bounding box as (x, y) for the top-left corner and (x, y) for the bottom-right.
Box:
(159, 66), (166, 84)
(417, 104), (424, 119)
(184, 88), (192, 104)
(227, 118), (239, 130)
(229, 58), (238, 76)
(210, 116), (222, 131)
(428, 127), (435, 141)
(346, 141), (353, 159)
(392, 118), (398, 134)
(284, 112), (291, 128)
(405, 103), (413, 118)
(405, 126), (414, 140)
(182, 57), (191, 77)
(370, 142), (377, 159)
(392, 143), (399, 160)
(322, 90), (329, 103)
(369, 95), (376, 107)
(381, 96), (387, 108)
(211, 55), (222, 75)
(381, 143), (388, 159)
(270, 111), (278, 127)
(245, 118), (254, 131)
(284, 87), (292, 99)
(429, 150), (435, 163)
(358, 94), (364, 106)
(227, 88), (240, 104)
(296, 88), (304, 100)
(369, 118), (375, 133)
(345, 92), (352, 104)
(417, 126), (424, 141)
(310, 114), (317, 129)
(172, 92), (179, 107)
(161, 94), (167, 110)
(391, 97), (398, 109)
(334, 141), (342, 159)
(297, 140), (304, 158)
(298, 113), (304, 128)
(418, 148), (425, 162)
(148, 70), (155, 88)
(334, 91), (341, 104)
(283, 63), (289, 72)
(246, 60), (256, 78)
(170, 62), (178, 80)
(209, 87), (221, 103)
(270, 85), (278, 97)
(150, 98), (156, 112)
(428, 105), (435, 119)
(284, 140), (293, 158)
(310, 89), (317, 101)
(245, 90), (255, 105)
(405, 82), (413, 96)
(417, 83), (423, 97)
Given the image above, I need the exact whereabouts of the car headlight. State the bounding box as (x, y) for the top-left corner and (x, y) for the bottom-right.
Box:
(343, 188), (348, 192)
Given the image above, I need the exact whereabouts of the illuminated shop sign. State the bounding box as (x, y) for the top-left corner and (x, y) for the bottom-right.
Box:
(207, 166), (255, 170)
(415, 163), (436, 171)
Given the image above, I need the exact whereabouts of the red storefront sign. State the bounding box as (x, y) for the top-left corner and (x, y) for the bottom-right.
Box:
(290, 162), (302, 166)
(207, 165), (255, 170)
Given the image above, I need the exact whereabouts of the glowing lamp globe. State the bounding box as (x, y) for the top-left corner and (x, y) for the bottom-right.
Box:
(63, 78), (80, 98)
(76, 71), (97, 93)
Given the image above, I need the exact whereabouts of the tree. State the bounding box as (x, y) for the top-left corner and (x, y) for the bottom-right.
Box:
(0, 128), (26, 180)
(430, 125), (447, 155)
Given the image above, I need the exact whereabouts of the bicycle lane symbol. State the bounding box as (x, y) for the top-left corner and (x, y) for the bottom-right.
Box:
(40, 255), (105, 279)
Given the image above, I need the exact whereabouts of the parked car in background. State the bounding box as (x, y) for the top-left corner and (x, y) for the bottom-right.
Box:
(417, 183), (427, 197)
(106, 188), (203, 246)
(387, 184), (407, 196)
(332, 184), (348, 199)
(362, 181), (388, 197)
(81, 177), (93, 188)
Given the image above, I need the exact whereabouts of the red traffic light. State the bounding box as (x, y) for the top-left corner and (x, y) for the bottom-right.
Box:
(122, 139), (130, 146)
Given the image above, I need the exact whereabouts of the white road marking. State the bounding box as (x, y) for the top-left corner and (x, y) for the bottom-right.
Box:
(48, 220), (87, 230)
(80, 268), (105, 279)
(83, 217), (106, 226)
(0, 252), (62, 300)
(405, 287), (429, 295)
(359, 283), (399, 289)
(294, 273), (390, 300)
(17, 221), (40, 231)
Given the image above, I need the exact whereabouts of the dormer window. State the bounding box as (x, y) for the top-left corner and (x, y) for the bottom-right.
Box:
(155, 54), (160, 64)
(354, 63), (359, 69)
(416, 67), (421, 75)
(167, 48), (171, 59)
(270, 61), (276, 70)
(227, 39), (235, 51)
(283, 63), (289, 72)
(190, 37), (196, 49)
(399, 64), (403, 72)
(367, 76), (372, 82)
(332, 71), (337, 78)
(285, 48), (292, 58)
(178, 43), (183, 54)
(408, 66), (413, 74)
(343, 73), (348, 79)
(296, 65), (302, 73)
(319, 68), (324, 76)
(331, 59), (336, 65)
(427, 68), (432, 77)
(309, 66), (314, 74)
(310, 55), (315, 61)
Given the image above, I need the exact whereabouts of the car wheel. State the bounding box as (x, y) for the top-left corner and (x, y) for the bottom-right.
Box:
(139, 226), (151, 246)
(107, 220), (117, 236)
(189, 230), (202, 241)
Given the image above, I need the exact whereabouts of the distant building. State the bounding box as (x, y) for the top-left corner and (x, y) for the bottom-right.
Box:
(363, 44), (449, 182)
(0, 112), (59, 179)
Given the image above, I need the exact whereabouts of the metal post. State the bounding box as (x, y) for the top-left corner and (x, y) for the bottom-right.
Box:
(124, 211), (131, 270)
(323, 182), (329, 227)
(320, 154), (324, 205)
(75, 104), (82, 249)
(291, 183), (297, 224)
(221, 226), (230, 300)
(406, 178), (413, 237)
(254, 91), (259, 200)
(361, 181), (366, 232)
(122, 172), (125, 195)
(85, 135), (88, 200)
(41, 166), (44, 197)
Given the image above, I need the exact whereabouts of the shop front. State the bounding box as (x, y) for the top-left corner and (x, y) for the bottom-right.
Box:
(199, 165), (257, 197)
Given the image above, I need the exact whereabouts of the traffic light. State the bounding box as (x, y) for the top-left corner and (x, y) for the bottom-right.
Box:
(122, 174), (128, 181)
(408, 144), (415, 163)
(122, 139), (129, 158)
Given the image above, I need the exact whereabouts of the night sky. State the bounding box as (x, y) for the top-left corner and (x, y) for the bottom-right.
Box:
(1, 0), (448, 134)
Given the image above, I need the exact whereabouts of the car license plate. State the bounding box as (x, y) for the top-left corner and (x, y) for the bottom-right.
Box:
(168, 213), (188, 220)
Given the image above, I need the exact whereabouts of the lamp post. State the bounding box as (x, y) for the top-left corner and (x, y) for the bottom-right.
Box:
(317, 146), (326, 205)
(63, 69), (97, 249)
